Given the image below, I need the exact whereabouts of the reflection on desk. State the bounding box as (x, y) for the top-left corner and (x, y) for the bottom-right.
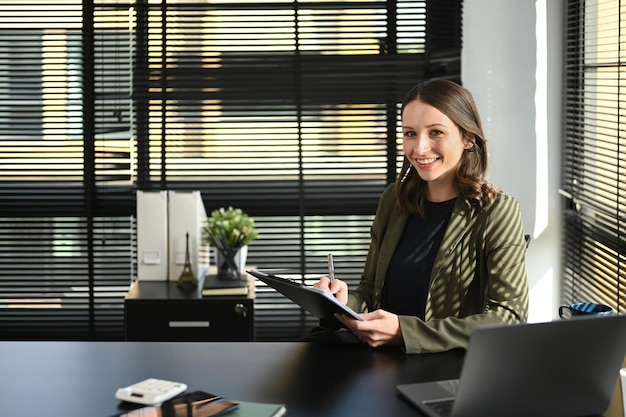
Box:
(0, 341), (461, 417)
(0, 341), (620, 417)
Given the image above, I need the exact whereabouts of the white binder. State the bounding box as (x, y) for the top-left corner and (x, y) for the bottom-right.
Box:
(136, 190), (169, 281)
(167, 190), (210, 282)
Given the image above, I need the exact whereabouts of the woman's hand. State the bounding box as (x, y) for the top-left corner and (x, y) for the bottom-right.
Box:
(336, 309), (403, 348)
(312, 276), (348, 305)
(312, 278), (403, 348)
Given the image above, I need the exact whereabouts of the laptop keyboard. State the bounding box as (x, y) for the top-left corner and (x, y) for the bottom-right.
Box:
(424, 399), (455, 417)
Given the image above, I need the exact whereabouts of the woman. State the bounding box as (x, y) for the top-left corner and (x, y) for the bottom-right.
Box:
(313, 78), (529, 354)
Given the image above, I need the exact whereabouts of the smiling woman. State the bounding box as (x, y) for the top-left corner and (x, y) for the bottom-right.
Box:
(397, 79), (497, 216)
(401, 100), (474, 202)
(311, 79), (529, 354)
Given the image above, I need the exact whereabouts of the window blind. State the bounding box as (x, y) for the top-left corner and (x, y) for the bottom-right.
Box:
(136, 0), (462, 340)
(0, 0), (461, 341)
(0, 0), (136, 340)
(562, 0), (625, 313)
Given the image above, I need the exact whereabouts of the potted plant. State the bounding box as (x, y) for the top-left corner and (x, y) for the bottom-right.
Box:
(203, 206), (259, 280)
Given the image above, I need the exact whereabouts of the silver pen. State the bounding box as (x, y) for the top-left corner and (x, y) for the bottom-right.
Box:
(327, 253), (335, 283)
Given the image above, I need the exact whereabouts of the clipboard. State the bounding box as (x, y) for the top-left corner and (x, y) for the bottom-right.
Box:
(247, 269), (363, 327)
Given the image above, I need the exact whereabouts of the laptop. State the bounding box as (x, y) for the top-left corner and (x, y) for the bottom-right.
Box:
(397, 314), (626, 417)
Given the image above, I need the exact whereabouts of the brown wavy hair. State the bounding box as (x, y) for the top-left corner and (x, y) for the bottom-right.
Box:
(396, 78), (498, 216)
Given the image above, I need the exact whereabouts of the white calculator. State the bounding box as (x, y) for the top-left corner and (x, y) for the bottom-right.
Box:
(115, 378), (188, 405)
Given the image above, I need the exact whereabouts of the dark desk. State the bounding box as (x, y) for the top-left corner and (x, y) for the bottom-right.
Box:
(0, 341), (463, 417)
(0, 341), (622, 417)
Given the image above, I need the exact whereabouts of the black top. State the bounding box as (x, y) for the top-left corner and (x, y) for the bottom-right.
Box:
(382, 198), (456, 319)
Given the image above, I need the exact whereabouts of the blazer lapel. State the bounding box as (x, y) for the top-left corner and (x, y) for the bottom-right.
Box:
(375, 206), (408, 302)
(426, 199), (476, 319)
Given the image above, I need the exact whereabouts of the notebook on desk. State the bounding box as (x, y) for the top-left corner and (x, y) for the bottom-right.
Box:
(397, 314), (626, 417)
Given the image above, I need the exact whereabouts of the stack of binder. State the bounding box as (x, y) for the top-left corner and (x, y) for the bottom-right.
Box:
(136, 190), (210, 282)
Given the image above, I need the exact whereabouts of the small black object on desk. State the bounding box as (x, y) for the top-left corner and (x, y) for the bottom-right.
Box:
(177, 232), (198, 290)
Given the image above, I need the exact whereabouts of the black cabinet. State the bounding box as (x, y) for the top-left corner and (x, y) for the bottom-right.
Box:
(124, 278), (254, 341)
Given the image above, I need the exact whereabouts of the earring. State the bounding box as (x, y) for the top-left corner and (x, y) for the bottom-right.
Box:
(400, 165), (411, 182)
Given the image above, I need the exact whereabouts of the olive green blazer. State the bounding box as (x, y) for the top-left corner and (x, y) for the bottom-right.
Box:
(347, 184), (529, 354)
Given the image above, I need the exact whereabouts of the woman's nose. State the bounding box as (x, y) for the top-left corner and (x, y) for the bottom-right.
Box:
(413, 135), (430, 154)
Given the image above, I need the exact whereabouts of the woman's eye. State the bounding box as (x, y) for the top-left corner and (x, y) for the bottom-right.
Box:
(430, 130), (444, 137)
(403, 131), (416, 137)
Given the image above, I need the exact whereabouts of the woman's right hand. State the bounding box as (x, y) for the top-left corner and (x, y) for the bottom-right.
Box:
(313, 276), (348, 305)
